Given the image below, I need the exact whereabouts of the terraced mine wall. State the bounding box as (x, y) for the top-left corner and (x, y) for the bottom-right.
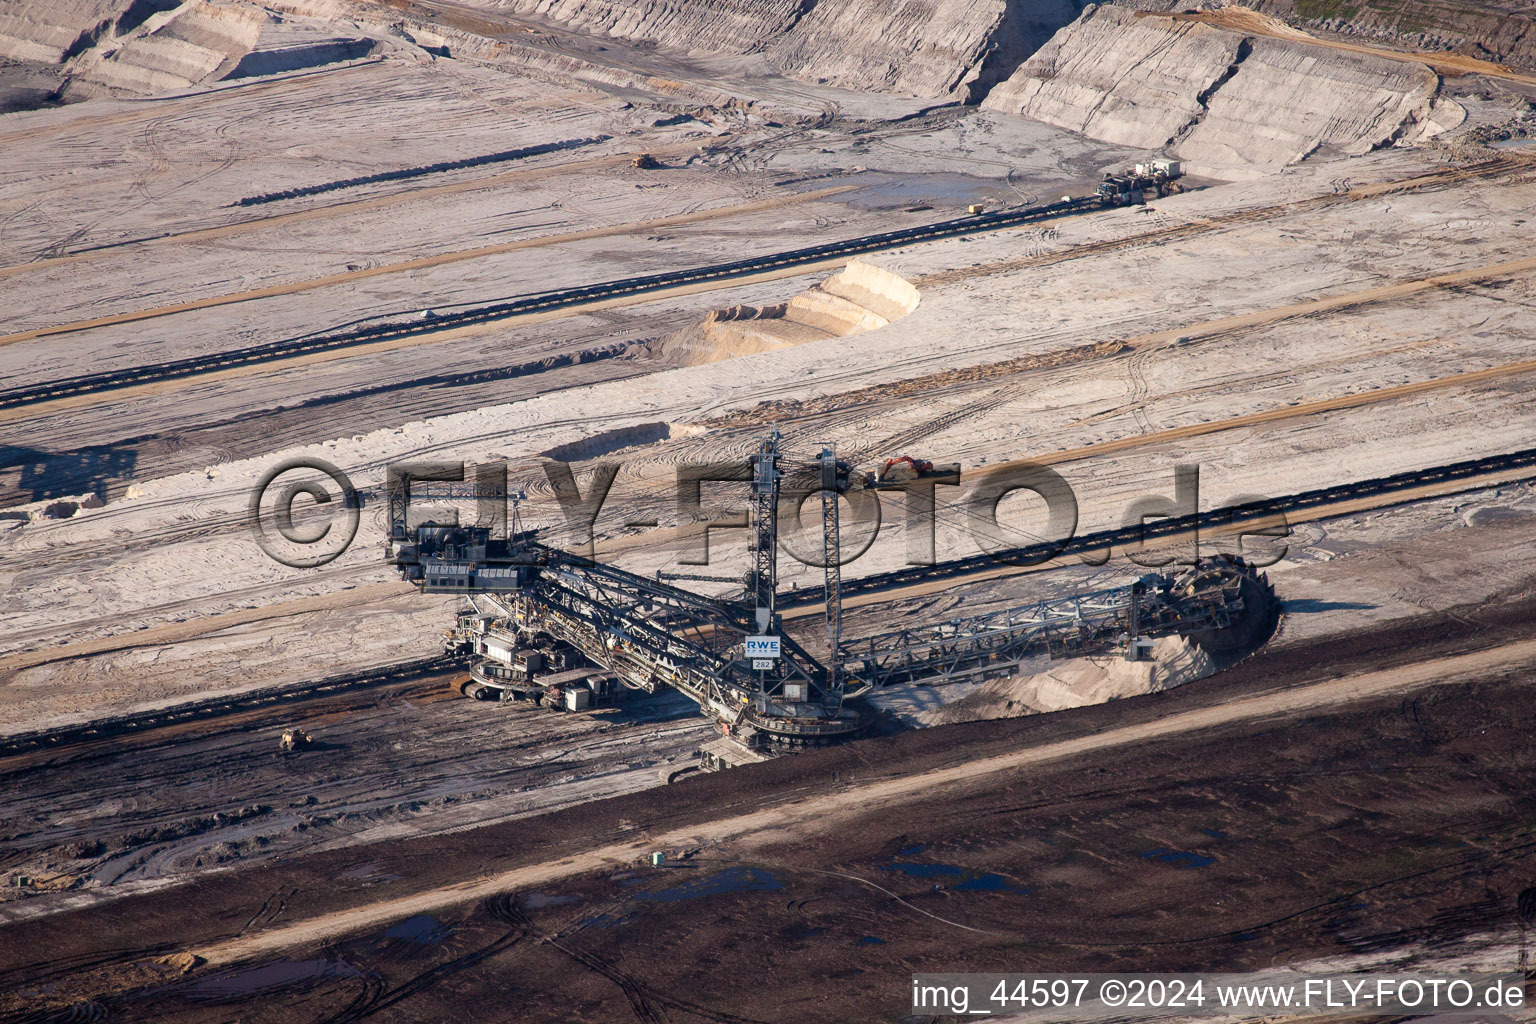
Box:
(762, 0), (1081, 100)
(502, 0), (805, 55)
(500, 0), (1085, 99)
(982, 4), (1458, 178)
(0, 0), (391, 99)
(0, 0), (153, 65)
(65, 1), (263, 97)
(0, 0), (1475, 171)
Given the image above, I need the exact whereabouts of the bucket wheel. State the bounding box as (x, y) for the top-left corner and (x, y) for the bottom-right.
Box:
(1176, 554), (1280, 657)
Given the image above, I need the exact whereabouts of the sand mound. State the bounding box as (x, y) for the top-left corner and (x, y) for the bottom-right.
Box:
(540, 421), (703, 461)
(923, 636), (1221, 726)
(659, 260), (919, 367)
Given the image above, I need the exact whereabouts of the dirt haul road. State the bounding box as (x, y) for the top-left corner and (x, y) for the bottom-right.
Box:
(185, 634), (1536, 964)
(5, 595), (1534, 1021)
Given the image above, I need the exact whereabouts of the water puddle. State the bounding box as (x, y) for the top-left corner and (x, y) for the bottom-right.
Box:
(884, 862), (962, 880)
(635, 866), (783, 903)
(953, 873), (1031, 893)
(1141, 848), (1215, 869)
(843, 171), (1010, 211)
(381, 914), (453, 944)
(524, 892), (578, 910)
(578, 912), (632, 929)
(186, 959), (359, 1001)
(336, 861), (402, 883)
(881, 860), (1029, 893)
(858, 935), (886, 945)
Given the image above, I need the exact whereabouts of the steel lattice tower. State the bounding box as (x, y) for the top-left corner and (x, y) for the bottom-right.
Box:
(748, 431), (782, 633)
(820, 447), (843, 656)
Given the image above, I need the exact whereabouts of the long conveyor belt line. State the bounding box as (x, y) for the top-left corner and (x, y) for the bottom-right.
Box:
(0, 198), (1102, 411)
(7, 156), (1524, 412)
(779, 445), (1536, 606)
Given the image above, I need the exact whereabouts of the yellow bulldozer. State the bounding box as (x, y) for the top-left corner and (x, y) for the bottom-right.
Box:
(278, 728), (312, 753)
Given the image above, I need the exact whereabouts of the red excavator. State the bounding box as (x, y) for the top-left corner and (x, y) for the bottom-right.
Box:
(866, 455), (952, 488)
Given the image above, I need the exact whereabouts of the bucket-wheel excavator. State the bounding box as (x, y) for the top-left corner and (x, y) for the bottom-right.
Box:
(387, 433), (1277, 762)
